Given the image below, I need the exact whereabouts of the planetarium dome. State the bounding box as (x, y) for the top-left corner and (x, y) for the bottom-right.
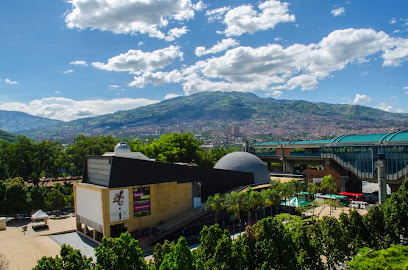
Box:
(114, 142), (131, 153)
(214, 152), (270, 184)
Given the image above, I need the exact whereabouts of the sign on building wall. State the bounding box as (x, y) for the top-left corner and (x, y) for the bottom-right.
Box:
(133, 186), (151, 217)
(110, 189), (129, 222)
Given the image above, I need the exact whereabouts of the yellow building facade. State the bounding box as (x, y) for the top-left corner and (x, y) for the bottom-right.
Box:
(74, 181), (192, 239)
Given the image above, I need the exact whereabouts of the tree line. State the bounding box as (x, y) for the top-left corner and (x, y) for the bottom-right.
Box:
(0, 178), (73, 216)
(34, 177), (408, 269)
(0, 133), (233, 185)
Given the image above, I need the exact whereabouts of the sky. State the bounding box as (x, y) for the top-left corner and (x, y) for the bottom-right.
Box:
(0, 0), (408, 122)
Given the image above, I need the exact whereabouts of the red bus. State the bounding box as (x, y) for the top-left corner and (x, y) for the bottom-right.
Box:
(338, 192), (365, 202)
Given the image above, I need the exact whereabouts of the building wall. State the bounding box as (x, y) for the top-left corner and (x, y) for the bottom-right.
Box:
(305, 165), (341, 193)
(75, 181), (192, 238)
(276, 148), (291, 156)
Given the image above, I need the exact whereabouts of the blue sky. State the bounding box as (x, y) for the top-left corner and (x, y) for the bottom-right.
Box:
(0, 0), (407, 121)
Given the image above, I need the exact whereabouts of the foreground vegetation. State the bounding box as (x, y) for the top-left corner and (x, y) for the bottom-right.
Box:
(33, 178), (408, 269)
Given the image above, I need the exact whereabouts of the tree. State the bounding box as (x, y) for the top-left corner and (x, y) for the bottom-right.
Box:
(4, 177), (28, 216)
(290, 179), (304, 198)
(0, 180), (6, 214)
(47, 185), (66, 213)
(65, 135), (119, 176)
(205, 193), (224, 224)
(279, 181), (293, 208)
(293, 225), (324, 270)
(261, 188), (281, 216)
(151, 240), (175, 270)
(339, 210), (370, 251)
(348, 245), (408, 270)
(224, 191), (244, 237)
(159, 237), (195, 270)
(197, 224), (224, 263)
(250, 190), (264, 222)
(95, 232), (147, 270)
(320, 175), (337, 215)
(142, 133), (206, 166)
(320, 174), (337, 194)
(363, 205), (395, 250)
(314, 216), (351, 269)
(33, 244), (93, 270)
(209, 232), (236, 270)
(27, 186), (46, 212)
(307, 181), (319, 201)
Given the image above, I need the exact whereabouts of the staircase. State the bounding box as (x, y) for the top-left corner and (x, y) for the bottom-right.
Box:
(140, 206), (211, 246)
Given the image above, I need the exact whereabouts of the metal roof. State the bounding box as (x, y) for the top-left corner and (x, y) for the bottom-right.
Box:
(254, 131), (408, 148)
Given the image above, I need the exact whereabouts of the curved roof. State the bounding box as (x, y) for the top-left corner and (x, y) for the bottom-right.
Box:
(254, 131), (408, 148)
(214, 152), (270, 184)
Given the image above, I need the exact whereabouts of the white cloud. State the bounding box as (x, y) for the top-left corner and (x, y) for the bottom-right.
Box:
(3, 78), (19, 85)
(164, 93), (181, 100)
(129, 70), (182, 88)
(374, 102), (394, 112)
(383, 38), (408, 66)
(274, 37), (281, 41)
(69, 60), (88, 66)
(193, 1), (206, 11)
(0, 97), (159, 121)
(138, 41), (144, 46)
(353, 94), (371, 104)
(63, 70), (74, 74)
(206, 7), (231, 22)
(108, 85), (120, 89)
(331, 7), (345, 17)
(195, 38), (239, 57)
(128, 28), (408, 95)
(219, 0), (295, 36)
(92, 46), (183, 73)
(267, 90), (283, 98)
(65, 0), (195, 40)
(404, 86), (408, 90)
(390, 18), (397, 24)
(357, 57), (370, 64)
(164, 26), (188, 41)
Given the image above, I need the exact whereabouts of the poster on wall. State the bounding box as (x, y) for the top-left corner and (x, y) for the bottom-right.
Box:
(133, 186), (151, 217)
(110, 189), (129, 222)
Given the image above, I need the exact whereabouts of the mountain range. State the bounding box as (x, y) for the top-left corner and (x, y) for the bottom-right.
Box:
(0, 110), (62, 133)
(10, 92), (408, 143)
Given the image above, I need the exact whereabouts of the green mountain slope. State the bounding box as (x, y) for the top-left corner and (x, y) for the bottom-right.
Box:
(0, 129), (18, 142)
(0, 110), (63, 133)
(19, 91), (408, 141)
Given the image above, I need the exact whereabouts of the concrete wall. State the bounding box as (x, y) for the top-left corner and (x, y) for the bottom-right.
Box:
(75, 181), (192, 238)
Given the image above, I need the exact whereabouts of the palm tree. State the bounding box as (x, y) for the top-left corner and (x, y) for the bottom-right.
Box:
(307, 181), (319, 201)
(290, 179), (304, 198)
(320, 174), (337, 215)
(280, 182), (294, 208)
(269, 178), (281, 190)
(250, 190), (264, 222)
(205, 193), (224, 224)
(225, 191), (244, 238)
(262, 188), (281, 216)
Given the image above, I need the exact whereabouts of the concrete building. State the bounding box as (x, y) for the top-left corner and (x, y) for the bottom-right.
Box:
(74, 144), (254, 240)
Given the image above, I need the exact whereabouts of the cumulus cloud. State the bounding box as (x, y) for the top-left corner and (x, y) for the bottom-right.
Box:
(353, 94), (371, 104)
(390, 18), (397, 24)
(69, 60), (88, 66)
(3, 78), (19, 85)
(65, 0), (195, 40)
(92, 46), (183, 73)
(206, 7), (231, 22)
(374, 102), (394, 112)
(165, 26), (188, 41)
(124, 28), (408, 95)
(267, 90), (283, 98)
(383, 38), (408, 66)
(164, 93), (181, 100)
(195, 38), (239, 56)
(0, 97), (158, 121)
(129, 70), (182, 88)
(193, 1), (206, 11)
(218, 0), (295, 36)
(63, 70), (74, 74)
(331, 7), (345, 17)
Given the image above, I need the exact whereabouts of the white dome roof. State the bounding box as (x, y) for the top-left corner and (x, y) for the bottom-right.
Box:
(114, 142), (131, 153)
(214, 152), (270, 184)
